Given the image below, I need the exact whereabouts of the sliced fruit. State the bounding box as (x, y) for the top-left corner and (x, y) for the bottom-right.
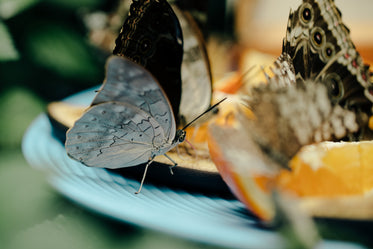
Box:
(278, 141), (373, 197)
(207, 103), (278, 221)
(47, 101), (85, 129)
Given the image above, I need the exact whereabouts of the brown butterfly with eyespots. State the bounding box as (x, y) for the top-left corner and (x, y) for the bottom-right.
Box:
(282, 0), (373, 140)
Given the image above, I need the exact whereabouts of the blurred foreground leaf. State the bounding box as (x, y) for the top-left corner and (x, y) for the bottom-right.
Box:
(0, 21), (20, 61)
(26, 24), (100, 81)
(0, 149), (53, 243)
(0, 87), (44, 148)
(0, 0), (39, 19)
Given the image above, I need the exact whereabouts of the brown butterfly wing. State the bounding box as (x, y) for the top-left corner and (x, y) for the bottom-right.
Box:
(282, 0), (373, 139)
(244, 55), (358, 166)
(283, 1), (370, 106)
(113, 0), (183, 120)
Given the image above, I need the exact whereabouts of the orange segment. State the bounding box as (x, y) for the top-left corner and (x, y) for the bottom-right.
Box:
(208, 122), (276, 221)
(207, 103), (279, 221)
(278, 143), (363, 197)
(184, 123), (209, 144)
(358, 142), (373, 193)
(277, 141), (373, 198)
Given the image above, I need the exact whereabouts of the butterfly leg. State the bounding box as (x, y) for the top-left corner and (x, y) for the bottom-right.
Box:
(135, 156), (155, 194)
(164, 154), (177, 175)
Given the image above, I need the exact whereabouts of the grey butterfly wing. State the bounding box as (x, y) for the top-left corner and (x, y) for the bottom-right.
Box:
(66, 102), (166, 169)
(172, 6), (212, 124)
(92, 56), (176, 141)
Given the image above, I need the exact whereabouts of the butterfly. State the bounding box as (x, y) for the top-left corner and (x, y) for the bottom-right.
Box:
(66, 56), (185, 166)
(282, 0), (373, 139)
(65, 56), (223, 193)
(66, 56), (185, 193)
(242, 54), (359, 167)
(113, 0), (212, 126)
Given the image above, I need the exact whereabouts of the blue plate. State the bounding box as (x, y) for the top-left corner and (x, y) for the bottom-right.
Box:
(22, 88), (365, 249)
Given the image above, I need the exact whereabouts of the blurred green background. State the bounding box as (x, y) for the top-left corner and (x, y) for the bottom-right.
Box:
(0, 0), (225, 248)
(0, 0), (109, 150)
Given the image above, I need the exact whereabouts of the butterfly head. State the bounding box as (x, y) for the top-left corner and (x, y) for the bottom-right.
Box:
(173, 129), (186, 144)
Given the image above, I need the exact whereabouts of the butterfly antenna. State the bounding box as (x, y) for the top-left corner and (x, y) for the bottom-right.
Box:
(182, 97), (227, 130)
(261, 65), (271, 83)
(241, 65), (256, 81)
(135, 156), (155, 194)
(238, 65), (258, 91)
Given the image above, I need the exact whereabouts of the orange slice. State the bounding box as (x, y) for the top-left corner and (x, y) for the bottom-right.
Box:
(278, 141), (373, 197)
(207, 103), (278, 221)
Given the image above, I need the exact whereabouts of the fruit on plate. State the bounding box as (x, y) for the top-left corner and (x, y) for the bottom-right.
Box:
(278, 142), (373, 197)
(208, 106), (278, 221)
(208, 100), (373, 221)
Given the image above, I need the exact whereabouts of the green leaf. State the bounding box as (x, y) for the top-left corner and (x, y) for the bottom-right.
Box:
(0, 0), (39, 19)
(26, 24), (100, 81)
(0, 21), (19, 61)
